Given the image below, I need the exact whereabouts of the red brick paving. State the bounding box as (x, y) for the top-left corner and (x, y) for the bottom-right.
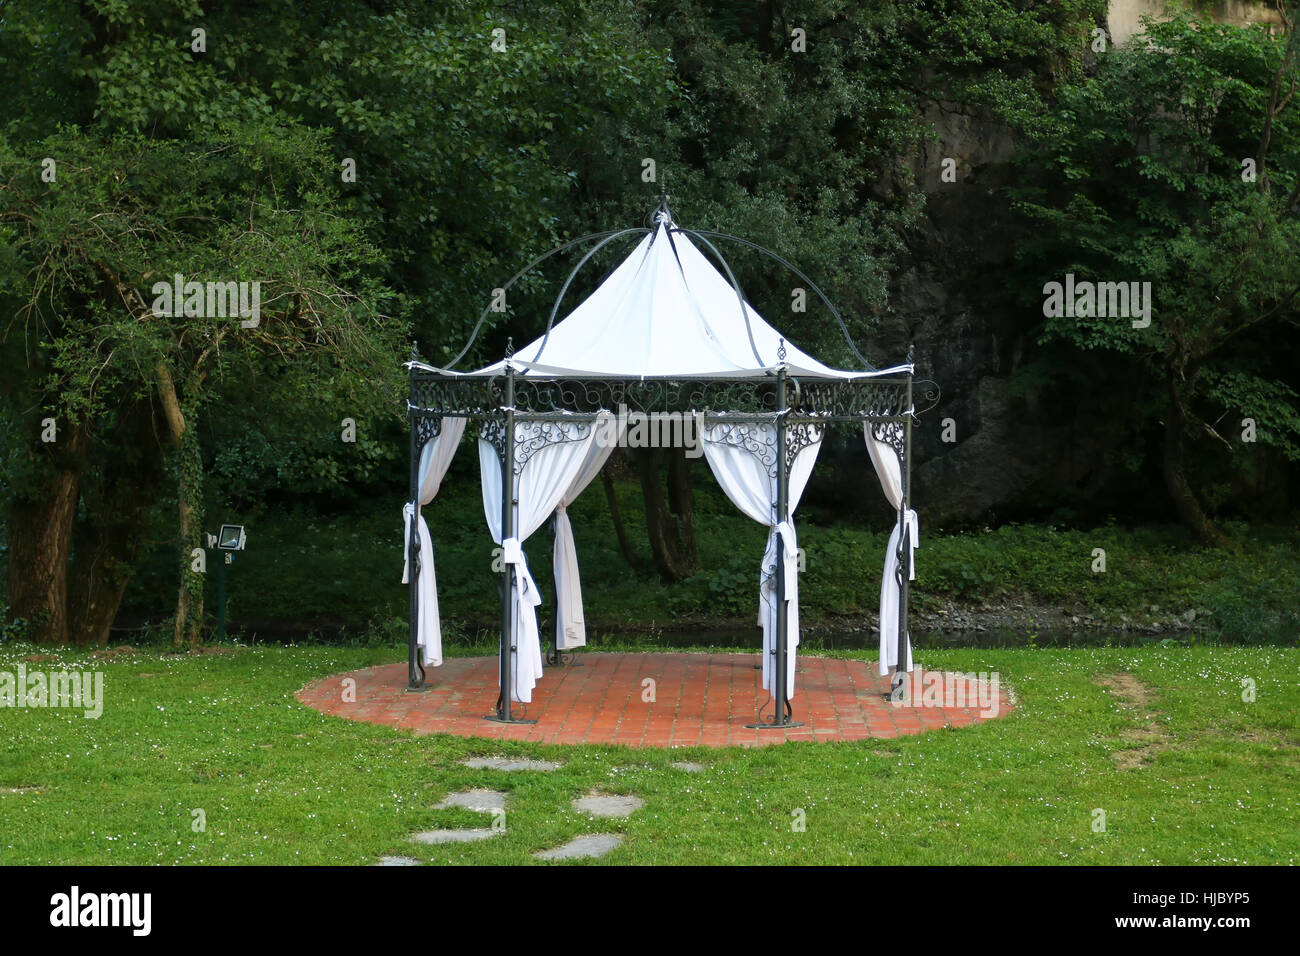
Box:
(295, 653), (1013, 748)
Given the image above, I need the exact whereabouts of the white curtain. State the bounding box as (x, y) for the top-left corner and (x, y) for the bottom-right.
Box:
(701, 419), (822, 700)
(552, 410), (621, 650)
(401, 416), (467, 667)
(479, 422), (599, 702)
(866, 425), (917, 676)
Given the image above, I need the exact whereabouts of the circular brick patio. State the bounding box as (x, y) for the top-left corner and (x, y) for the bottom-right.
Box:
(296, 652), (1012, 748)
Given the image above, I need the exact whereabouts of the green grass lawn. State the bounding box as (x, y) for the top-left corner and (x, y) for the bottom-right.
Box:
(0, 641), (1295, 865)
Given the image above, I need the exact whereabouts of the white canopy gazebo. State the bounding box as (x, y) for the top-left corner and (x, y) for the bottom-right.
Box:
(403, 204), (932, 729)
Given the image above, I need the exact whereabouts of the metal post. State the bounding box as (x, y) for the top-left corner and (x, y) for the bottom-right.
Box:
(486, 363), (535, 723)
(406, 377), (423, 691)
(215, 553), (229, 641)
(500, 365), (516, 720)
(775, 368), (791, 724)
(750, 367), (801, 729)
(893, 357), (915, 701)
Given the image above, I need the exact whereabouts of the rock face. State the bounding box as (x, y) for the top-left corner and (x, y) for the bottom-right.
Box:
(845, 102), (1114, 529)
(1108, 1), (1283, 46)
(830, 0), (1280, 528)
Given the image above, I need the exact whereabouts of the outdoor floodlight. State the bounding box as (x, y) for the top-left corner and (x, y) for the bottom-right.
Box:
(217, 524), (247, 551)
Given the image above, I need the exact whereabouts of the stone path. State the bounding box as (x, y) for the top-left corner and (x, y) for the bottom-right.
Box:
(534, 834), (623, 861)
(391, 773), (645, 864)
(434, 788), (507, 812)
(572, 793), (644, 818)
(462, 756), (562, 771)
(410, 828), (502, 845)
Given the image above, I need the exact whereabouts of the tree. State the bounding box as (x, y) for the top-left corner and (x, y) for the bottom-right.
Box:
(1010, 8), (1300, 543)
(0, 0), (674, 642)
(0, 121), (400, 645)
(577, 0), (1107, 569)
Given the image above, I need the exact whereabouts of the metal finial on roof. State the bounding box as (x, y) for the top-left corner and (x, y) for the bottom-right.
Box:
(654, 176), (673, 226)
(777, 337), (787, 363)
(504, 336), (514, 358)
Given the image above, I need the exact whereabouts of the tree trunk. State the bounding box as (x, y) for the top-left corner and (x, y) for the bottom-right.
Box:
(1163, 378), (1229, 547)
(634, 446), (698, 581)
(67, 524), (133, 646)
(667, 446), (697, 558)
(65, 399), (168, 645)
(6, 423), (87, 644)
(7, 469), (79, 645)
(173, 476), (203, 649)
(600, 465), (643, 571)
(155, 361), (205, 649)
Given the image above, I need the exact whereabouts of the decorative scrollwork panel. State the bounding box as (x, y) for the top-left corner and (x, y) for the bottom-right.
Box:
(413, 372), (916, 425)
(869, 420), (906, 467)
(512, 421), (592, 472)
(478, 419), (594, 475)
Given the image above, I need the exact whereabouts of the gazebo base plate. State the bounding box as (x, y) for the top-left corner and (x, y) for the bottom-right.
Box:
(296, 654), (1015, 747)
(546, 655), (585, 667)
(483, 715), (538, 726)
(746, 720), (805, 730)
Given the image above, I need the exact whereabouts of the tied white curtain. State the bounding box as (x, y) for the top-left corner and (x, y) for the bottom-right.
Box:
(701, 418), (822, 700)
(401, 416), (467, 667)
(865, 424), (918, 676)
(479, 421), (599, 702)
(552, 411), (621, 650)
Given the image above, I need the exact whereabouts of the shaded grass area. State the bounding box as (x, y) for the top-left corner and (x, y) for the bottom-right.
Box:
(118, 474), (1300, 642)
(0, 642), (1295, 865)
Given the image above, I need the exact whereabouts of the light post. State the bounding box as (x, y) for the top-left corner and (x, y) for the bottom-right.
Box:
(208, 524), (247, 641)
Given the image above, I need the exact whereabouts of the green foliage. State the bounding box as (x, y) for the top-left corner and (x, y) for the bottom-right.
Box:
(667, 552), (755, 617)
(119, 473), (1300, 645)
(0, 602), (38, 645)
(626, 0), (1105, 366)
(0, 117), (402, 418)
(2, 0), (1292, 644)
(1201, 546), (1300, 643)
(1203, 369), (1300, 461)
(1010, 9), (1300, 511)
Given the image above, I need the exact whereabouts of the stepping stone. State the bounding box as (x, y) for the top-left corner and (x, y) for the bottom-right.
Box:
(534, 834), (623, 861)
(572, 793), (644, 818)
(410, 828), (503, 845)
(462, 756), (562, 772)
(377, 856), (421, 866)
(670, 761), (706, 773)
(434, 788), (507, 812)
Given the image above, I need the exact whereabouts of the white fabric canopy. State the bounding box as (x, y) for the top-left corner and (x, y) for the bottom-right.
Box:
(701, 419), (822, 699)
(479, 420), (599, 702)
(468, 222), (912, 381)
(401, 416), (466, 667)
(552, 411), (621, 651)
(866, 425), (917, 676)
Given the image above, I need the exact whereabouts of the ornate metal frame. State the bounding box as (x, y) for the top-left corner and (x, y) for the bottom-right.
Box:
(403, 202), (938, 725)
(480, 419), (595, 474)
(407, 357), (937, 725)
